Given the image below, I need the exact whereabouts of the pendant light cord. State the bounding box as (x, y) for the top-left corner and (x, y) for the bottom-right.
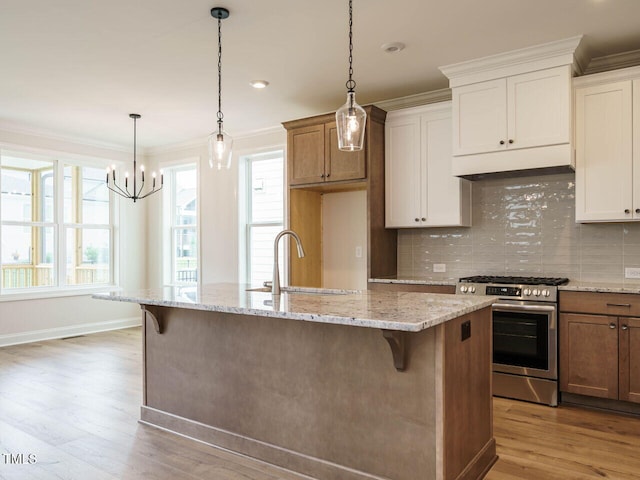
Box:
(217, 14), (224, 135)
(346, 0), (356, 94)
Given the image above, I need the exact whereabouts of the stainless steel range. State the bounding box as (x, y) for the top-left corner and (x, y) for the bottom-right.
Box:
(456, 275), (569, 406)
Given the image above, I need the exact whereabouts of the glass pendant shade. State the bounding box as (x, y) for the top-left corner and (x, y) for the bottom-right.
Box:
(336, 91), (367, 151)
(208, 130), (233, 170)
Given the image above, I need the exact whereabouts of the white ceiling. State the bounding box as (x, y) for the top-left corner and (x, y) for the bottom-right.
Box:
(2, 0), (640, 149)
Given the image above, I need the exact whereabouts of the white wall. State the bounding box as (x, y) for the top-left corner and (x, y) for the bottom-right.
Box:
(147, 127), (286, 287)
(0, 128), (145, 345)
(322, 190), (368, 289)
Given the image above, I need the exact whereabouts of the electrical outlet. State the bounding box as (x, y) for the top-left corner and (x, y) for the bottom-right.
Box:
(355, 246), (362, 258)
(625, 267), (640, 279)
(433, 263), (446, 273)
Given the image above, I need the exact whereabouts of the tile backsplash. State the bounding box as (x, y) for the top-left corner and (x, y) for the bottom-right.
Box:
(397, 173), (640, 284)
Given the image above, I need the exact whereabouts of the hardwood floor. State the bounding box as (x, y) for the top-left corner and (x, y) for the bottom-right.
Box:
(1, 327), (639, 479)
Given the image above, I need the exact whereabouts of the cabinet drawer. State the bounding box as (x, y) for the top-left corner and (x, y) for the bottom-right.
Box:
(560, 291), (640, 316)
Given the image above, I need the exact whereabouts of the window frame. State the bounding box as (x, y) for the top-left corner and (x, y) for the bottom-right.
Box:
(0, 148), (118, 299)
(243, 150), (284, 286)
(162, 160), (199, 287)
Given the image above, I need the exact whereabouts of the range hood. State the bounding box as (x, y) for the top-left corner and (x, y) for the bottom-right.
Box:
(440, 36), (587, 180)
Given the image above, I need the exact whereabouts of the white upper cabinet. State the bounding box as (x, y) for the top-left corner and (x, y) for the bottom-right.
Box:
(385, 102), (471, 228)
(453, 78), (507, 156)
(507, 67), (571, 149)
(574, 67), (640, 222)
(441, 36), (585, 178)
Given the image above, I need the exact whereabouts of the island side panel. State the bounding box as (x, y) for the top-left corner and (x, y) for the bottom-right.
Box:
(142, 306), (439, 480)
(438, 307), (496, 480)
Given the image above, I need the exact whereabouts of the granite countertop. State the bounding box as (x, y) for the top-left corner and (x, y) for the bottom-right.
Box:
(368, 277), (457, 286)
(369, 277), (640, 294)
(559, 281), (640, 294)
(93, 283), (496, 333)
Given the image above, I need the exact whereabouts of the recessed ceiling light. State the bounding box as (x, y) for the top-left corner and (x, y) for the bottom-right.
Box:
(250, 80), (269, 89)
(381, 42), (405, 54)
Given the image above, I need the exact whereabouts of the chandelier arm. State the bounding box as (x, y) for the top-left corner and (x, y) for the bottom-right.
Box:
(110, 179), (132, 198)
(136, 178), (145, 198)
(137, 184), (164, 200)
(107, 183), (132, 199)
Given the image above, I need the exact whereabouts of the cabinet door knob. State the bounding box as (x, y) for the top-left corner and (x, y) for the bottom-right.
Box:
(625, 209), (631, 214)
(609, 323), (617, 329)
(320, 174), (325, 178)
(421, 217), (426, 221)
(499, 140), (505, 145)
(635, 209), (640, 214)
(414, 218), (420, 222)
(326, 173), (330, 178)
(508, 139), (514, 144)
(622, 325), (629, 330)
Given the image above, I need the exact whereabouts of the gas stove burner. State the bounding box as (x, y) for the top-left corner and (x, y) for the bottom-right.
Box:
(458, 275), (569, 286)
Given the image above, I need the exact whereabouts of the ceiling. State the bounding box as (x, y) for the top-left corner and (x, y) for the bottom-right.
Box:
(2, 0), (640, 149)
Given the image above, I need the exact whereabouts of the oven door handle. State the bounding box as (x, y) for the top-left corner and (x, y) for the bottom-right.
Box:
(492, 303), (557, 313)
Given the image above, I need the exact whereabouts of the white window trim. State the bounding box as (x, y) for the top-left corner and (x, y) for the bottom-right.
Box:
(242, 150), (284, 286)
(0, 150), (118, 299)
(161, 158), (200, 287)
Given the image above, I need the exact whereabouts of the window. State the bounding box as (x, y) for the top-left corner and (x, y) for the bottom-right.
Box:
(0, 150), (114, 293)
(164, 164), (198, 285)
(244, 151), (284, 285)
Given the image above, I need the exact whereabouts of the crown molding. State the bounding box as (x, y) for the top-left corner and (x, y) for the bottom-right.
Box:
(146, 125), (285, 156)
(374, 88), (452, 111)
(574, 64), (640, 88)
(440, 35), (586, 87)
(584, 49), (640, 75)
(0, 120), (130, 153)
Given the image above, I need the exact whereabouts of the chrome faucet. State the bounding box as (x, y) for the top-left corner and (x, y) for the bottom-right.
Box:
(272, 229), (305, 295)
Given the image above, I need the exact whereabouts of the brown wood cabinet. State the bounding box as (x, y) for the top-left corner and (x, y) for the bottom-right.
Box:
(285, 116), (367, 186)
(559, 291), (640, 404)
(283, 106), (397, 287)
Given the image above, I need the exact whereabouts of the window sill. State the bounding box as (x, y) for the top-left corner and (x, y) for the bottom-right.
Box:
(0, 285), (122, 302)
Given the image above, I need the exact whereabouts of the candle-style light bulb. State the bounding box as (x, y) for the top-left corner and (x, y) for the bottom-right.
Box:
(152, 171), (157, 188)
(140, 165), (145, 182)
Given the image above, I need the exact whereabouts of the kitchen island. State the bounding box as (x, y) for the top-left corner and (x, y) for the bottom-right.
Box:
(94, 284), (497, 480)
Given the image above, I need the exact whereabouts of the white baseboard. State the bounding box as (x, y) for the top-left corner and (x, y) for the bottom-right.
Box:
(0, 317), (141, 347)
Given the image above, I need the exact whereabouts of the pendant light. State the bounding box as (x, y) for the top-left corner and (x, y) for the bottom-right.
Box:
(106, 114), (163, 202)
(335, 0), (366, 152)
(208, 7), (233, 170)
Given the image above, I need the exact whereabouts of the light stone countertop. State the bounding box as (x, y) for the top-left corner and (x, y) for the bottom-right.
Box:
(93, 283), (496, 332)
(370, 277), (640, 294)
(368, 277), (457, 286)
(559, 281), (640, 294)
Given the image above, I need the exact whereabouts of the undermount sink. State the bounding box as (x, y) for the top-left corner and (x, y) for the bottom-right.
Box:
(246, 286), (354, 295)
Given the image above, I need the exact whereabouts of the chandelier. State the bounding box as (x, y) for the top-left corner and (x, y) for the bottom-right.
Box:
(106, 114), (163, 202)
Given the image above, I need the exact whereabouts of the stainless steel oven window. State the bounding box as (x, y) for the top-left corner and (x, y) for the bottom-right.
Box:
(491, 302), (557, 380)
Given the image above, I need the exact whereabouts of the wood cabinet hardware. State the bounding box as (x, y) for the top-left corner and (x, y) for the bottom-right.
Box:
(609, 323), (617, 329)
(607, 303), (631, 308)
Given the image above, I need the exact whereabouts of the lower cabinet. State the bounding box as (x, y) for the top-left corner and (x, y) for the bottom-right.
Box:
(559, 291), (640, 404)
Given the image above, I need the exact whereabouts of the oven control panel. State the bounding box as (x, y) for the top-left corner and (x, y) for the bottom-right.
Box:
(456, 283), (558, 302)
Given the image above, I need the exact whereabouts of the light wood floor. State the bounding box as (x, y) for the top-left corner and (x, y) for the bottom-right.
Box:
(1, 328), (639, 480)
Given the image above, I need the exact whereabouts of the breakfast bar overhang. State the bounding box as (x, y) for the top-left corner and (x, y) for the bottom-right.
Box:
(94, 284), (497, 480)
